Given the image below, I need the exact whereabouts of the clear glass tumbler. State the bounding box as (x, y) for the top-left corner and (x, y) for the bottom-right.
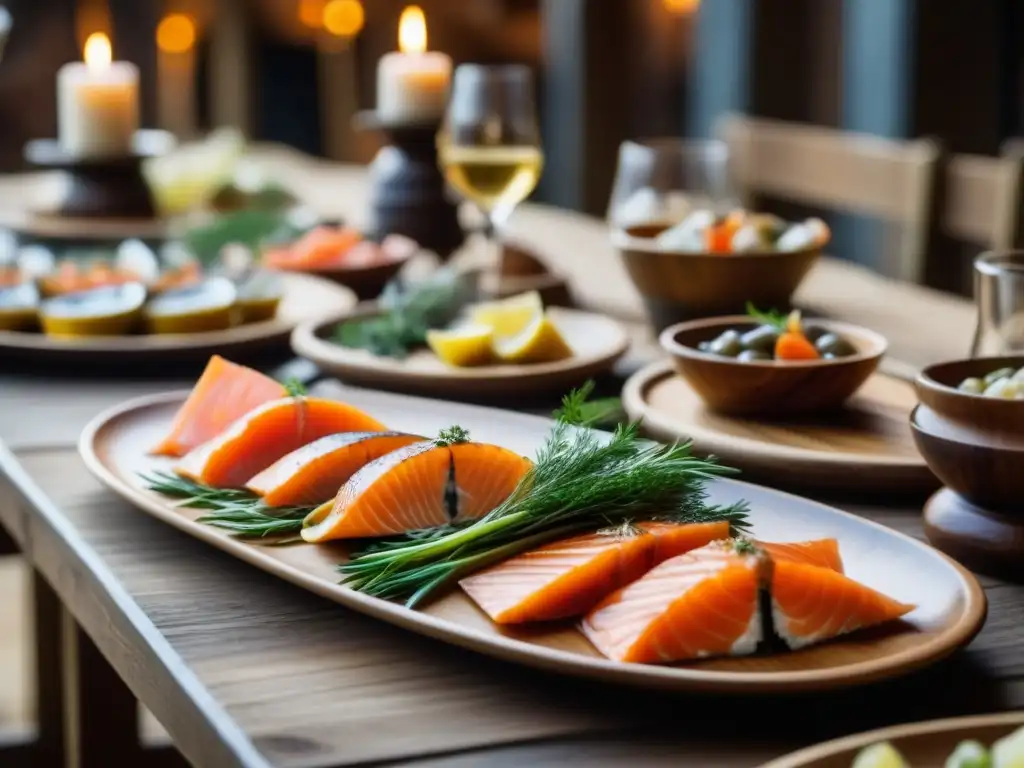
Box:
(606, 138), (737, 229)
(971, 251), (1024, 357)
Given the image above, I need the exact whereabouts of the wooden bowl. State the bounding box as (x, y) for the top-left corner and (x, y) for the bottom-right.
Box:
(911, 356), (1024, 509)
(300, 257), (408, 301)
(659, 315), (887, 416)
(612, 222), (821, 331)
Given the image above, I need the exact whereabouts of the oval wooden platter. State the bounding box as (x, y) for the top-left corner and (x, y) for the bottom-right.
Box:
(77, 381), (986, 694)
(0, 272), (356, 364)
(290, 306), (630, 399)
(762, 710), (1024, 767)
(622, 359), (938, 495)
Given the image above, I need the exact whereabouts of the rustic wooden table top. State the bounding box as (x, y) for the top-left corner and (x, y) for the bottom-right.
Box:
(0, 148), (1013, 768)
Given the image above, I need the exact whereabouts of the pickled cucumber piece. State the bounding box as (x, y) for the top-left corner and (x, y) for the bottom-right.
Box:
(143, 277), (237, 334)
(945, 739), (991, 768)
(958, 377), (985, 394)
(39, 282), (146, 337)
(992, 725), (1024, 768)
(852, 742), (910, 768)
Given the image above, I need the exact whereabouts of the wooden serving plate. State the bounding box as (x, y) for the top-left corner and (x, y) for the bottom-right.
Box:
(0, 272), (355, 365)
(290, 306), (630, 400)
(622, 360), (938, 495)
(78, 381), (986, 694)
(762, 710), (1024, 767)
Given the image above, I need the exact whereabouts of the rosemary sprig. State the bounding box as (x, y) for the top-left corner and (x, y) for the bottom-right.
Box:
(141, 471), (311, 539)
(745, 301), (789, 330)
(340, 409), (750, 608)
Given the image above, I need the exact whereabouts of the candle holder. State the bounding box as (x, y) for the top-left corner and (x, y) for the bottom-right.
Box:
(353, 110), (465, 262)
(23, 129), (174, 220)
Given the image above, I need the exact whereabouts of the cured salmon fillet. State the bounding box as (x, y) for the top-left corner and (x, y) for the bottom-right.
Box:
(301, 441), (532, 542)
(459, 521), (731, 624)
(581, 540), (772, 664)
(757, 538), (843, 573)
(175, 397), (388, 488)
(151, 355), (284, 457)
(246, 431), (425, 506)
(770, 559), (915, 650)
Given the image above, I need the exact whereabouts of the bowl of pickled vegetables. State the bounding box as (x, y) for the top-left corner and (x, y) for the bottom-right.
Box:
(911, 356), (1024, 508)
(852, 723), (1024, 768)
(659, 305), (887, 416)
(611, 208), (829, 330)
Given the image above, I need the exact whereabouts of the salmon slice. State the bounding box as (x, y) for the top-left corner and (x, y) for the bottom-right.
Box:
(301, 441), (532, 542)
(770, 559), (915, 650)
(175, 397), (388, 488)
(151, 355), (285, 457)
(246, 431), (425, 507)
(757, 538), (844, 573)
(459, 521), (731, 624)
(581, 540), (772, 664)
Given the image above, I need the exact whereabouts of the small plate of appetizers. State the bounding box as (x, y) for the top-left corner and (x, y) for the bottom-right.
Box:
(78, 354), (985, 694)
(764, 711), (1024, 767)
(290, 269), (630, 400)
(622, 305), (938, 494)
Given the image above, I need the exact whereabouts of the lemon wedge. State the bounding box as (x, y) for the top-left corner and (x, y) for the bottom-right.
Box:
(493, 310), (573, 364)
(426, 324), (496, 367)
(467, 290), (543, 337)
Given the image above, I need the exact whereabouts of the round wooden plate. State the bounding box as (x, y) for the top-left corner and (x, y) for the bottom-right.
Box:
(0, 272), (356, 364)
(290, 306), (630, 399)
(622, 360), (938, 495)
(762, 711), (1024, 767)
(78, 383), (986, 694)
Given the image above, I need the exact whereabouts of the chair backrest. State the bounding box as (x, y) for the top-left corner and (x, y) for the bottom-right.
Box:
(715, 114), (942, 284)
(940, 151), (1024, 250)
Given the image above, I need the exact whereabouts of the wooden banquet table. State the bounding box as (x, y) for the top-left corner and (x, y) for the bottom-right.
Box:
(0, 146), (1011, 768)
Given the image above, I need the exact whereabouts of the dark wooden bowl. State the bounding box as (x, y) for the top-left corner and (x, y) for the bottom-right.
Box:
(912, 356), (1024, 510)
(301, 257), (408, 301)
(659, 315), (886, 416)
(612, 222), (821, 331)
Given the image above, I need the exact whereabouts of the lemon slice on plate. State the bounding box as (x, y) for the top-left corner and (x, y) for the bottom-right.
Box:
(493, 310), (574, 364)
(467, 290), (543, 337)
(426, 324), (496, 367)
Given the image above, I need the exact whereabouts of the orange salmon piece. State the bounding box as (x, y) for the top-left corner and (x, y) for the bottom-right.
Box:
(770, 559), (915, 650)
(459, 521), (730, 624)
(174, 397), (387, 488)
(581, 540), (771, 664)
(246, 431), (425, 507)
(301, 441), (532, 541)
(756, 538), (844, 573)
(151, 355), (285, 457)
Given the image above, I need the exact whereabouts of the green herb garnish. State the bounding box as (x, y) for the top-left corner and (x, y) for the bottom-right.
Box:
(141, 471), (311, 539)
(434, 425), (470, 446)
(283, 378), (307, 398)
(340, 393), (750, 607)
(332, 268), (476, 358)
(745, 301), (789, 330)
(552, 379), (626, 429)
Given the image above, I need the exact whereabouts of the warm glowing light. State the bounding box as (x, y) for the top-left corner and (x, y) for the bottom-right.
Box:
(299, 0), (325, 28)
(323, 0), (364, 37)
(83, 32), (112, 68)
(398, 5), (427, 54)
(156, 14), (196, 53)
(663, 0), (700, 14)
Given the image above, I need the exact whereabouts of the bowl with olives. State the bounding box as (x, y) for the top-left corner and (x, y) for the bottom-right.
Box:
(911, 356), (1024, 508)
(659, 308), (887, 416)
(611, 209), (827, 331)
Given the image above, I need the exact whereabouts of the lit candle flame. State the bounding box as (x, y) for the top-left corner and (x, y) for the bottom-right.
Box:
(398, 6), (427, 54)
(84, 32), (112, 69)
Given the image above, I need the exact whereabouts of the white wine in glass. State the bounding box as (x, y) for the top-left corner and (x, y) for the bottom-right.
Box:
(437, 64), (543, 280)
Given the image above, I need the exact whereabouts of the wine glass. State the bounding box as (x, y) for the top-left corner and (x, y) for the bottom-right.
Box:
(436, 64), (543, 282)
(607, 138), (737, 230)
(971, 250), (1024, 356)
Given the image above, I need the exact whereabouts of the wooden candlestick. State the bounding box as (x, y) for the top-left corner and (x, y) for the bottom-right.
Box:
(353, 110), (465, 261)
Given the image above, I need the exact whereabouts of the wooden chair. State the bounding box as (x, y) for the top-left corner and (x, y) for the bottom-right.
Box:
(715, 114), (943, 285)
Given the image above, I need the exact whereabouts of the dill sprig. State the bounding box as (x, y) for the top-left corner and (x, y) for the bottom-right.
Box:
(434, 425), (470, 446)
(340, 413), (750, 608)
(552, 380), (625, 430)
(283, 378), (308, 398)
(141, 471), (311, 539)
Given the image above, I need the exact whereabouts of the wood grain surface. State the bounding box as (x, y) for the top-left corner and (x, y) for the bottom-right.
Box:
(623, 361), (937, 496)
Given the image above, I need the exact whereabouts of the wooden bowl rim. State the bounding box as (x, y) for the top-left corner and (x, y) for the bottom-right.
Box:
(910, 403), (1024, 455)
(659, 314), (888, 370)
(917, 355), (1024, 401)
(610, 225), (827, 260)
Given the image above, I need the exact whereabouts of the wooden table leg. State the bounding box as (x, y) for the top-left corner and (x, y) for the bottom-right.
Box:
(61, 607), (145, 767)
(32, 571), (65, 768)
